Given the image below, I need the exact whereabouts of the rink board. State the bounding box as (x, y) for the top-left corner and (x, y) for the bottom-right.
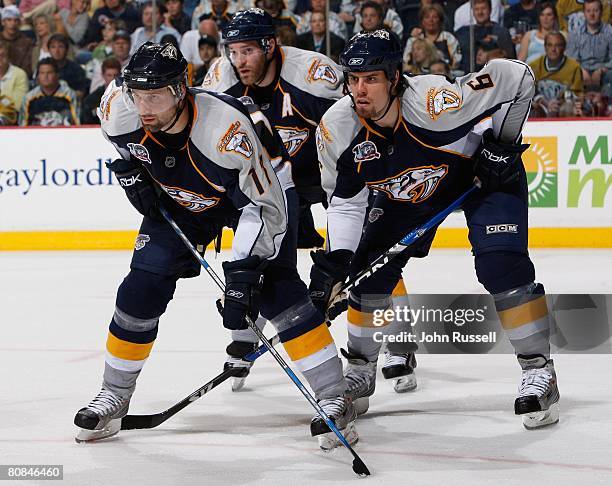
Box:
(0, 119), (610, 250)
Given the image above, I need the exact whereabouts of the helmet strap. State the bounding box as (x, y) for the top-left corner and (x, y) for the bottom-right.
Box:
(160, 83), (188, 133)
(254, 38), (275, 87)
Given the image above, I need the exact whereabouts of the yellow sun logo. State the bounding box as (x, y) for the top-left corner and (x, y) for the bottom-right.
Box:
(523, 137), (558, 207)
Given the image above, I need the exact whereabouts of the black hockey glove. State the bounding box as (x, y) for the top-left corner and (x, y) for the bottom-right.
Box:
(309, 249), (353, 321)
(473, 129), (529, 192)
(106, 159), (161, 220)
(221, 255), (267, 330)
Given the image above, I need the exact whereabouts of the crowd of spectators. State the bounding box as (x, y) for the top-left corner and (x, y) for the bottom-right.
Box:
(0, 0), (610, 126)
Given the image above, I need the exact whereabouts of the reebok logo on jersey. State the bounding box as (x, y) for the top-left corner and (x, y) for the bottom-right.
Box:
(481, 149), (510, 164)
(353, 141), (381, 163)
(370, 165), (448, 203)
(486, 224), (518, 234)
(118, 173), (142, 187)
(426, 88), (462, 120)
(308, 59), (338, 84)
(135, 234), (150, 251)
(127, 143), (152, 164)
(160, 185), (220, 212)
(277, 127), (309, 156)
(218, 121), (253, 159)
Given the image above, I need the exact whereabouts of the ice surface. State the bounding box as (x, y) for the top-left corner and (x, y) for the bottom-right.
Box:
(1, 249), (611, 485)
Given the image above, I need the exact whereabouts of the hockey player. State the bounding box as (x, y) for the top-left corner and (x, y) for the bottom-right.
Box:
(204, 9), (419, 393)
(310, 30), (560, 429)
(73, 42), (357, 450)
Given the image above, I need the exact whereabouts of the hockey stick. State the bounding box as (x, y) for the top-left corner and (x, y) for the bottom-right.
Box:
(120, 335), (280, 430)
(334, 184), (479, 300)
(158, 206), (371, 477)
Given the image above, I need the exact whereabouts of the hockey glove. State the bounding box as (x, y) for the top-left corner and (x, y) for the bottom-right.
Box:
(107, 159), (161, 220)
(473, 129), (529, 192)
(221, 255), (267, 330)
(309, 249), (353, 321)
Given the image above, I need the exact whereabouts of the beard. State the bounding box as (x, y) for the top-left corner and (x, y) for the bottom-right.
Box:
(237, 63), (267, 86)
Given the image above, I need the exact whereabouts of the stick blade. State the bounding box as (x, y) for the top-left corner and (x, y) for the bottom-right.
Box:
(121, 414), (162, 430)
(352, 457), (371, 477)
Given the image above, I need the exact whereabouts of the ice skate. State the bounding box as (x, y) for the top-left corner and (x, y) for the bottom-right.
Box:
(381, 351), (417, 393)
(74, 387), (130, 443)
(225, 341), (257, 392)
(342, 349), (377, 415)
(515, 354), (560, 429)
(310, 396), (358, 451)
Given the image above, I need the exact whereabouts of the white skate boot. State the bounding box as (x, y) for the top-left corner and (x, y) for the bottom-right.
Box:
(224, 341), (258, 392)
(515, 354), (560, 429)
(74, 387), (130, 442)
(310, 395), (358, 451)
(342, 349), (377, 416)
(381, 351), (417, 393)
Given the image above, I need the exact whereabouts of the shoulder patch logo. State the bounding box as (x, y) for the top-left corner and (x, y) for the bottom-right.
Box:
(426, 88), (462, 120)
(370, 165), (448, 203)
(160, 185), (220, 212)
(352, 141), (381, 163)
(127, 143), (152, 164)
(316, 120), (332, 152)
(160, 44), (178, 59)
(135, 234), (150, 250)
(218, 121), (254, 159)
(202, 59), (221, 87)
(308, 59), (338, 84)
(276, 126), (310, 156)
(99, 88), (120, 121)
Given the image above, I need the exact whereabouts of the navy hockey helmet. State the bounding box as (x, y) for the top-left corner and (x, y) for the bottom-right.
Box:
(222, 8), (275, 52)
(123, 42), (188, 92)
(340, 29), (403, 81)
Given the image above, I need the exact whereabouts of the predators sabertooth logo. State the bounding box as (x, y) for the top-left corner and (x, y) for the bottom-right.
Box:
(276, 126), (309, 156)
(160, 185), (220, 212)
(370, 165), (449, 203)
(218, 121), (254, 159)
(308, 59), (338, 84)
(427, 88), (462, 120)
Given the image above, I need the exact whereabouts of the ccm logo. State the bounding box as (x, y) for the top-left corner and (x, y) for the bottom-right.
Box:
(226, 289), (245, 299)
(481, 149), (509, 163)
(118, 174), (142, 187)
(348, 58), (364, 66)
(486, 224), (518, 234)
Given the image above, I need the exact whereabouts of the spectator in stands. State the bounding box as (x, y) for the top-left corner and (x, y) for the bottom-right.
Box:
(298, 0), (347, 39)
(1, 6), (35, 77)
(83, 0), (141, 46)
(296, 11), (345, 61)
(190, 0), (236, 30)
(566, 0), (612, 92)
(454, 0), (503, 31)
(404, 4), (462, 72)
(276, 24), (298, 46)
(529, 32), (584, 117)
(31, 14), (57, 75)
(48, 33), (89, 98)
(57, 0), (90, 46)
(163, 0), (191, 35)
(556, 0), (610, 33)
(19, 0), (70, 24)
(192, 34), (217, 85)
(89, 29), (130, 92)
(0, 40), (28, 124)
(91, 18), (126, 61)
(20, 58), (80, 126)
(130, 1), (181, 55)
(81, 56), (120, 124)
(429, 58), (452, 76)
(503, 0), (539, 34)
(196, 0), (234, 30)
(353, 0), (403, 38)
(180, 17), (218, 66)
(578, 90), (610, 116)
(354, 1), (384, 33)
(518, 3), (559, 64)
(404, 38), (441, 74)
(455, 0), (514, 73)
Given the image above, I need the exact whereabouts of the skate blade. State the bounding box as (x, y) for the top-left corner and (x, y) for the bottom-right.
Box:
(231, 377), (247, 392)
(353, 397), (370, 416)
(522, 402), (559, 430)
(391, 374), (417, 393)
(75, 418), (121, 443)
(317, 421), (358, 451)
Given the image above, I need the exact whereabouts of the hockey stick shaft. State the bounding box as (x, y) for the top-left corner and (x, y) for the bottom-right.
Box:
(121, 335), (280, 430)
(159, 207), (370, 477)
(339, 185), (478, 294)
